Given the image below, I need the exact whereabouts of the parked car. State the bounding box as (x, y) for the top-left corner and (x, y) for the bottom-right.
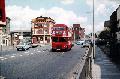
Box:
(76, 40), (85, 45)
(16, 42), (31, 51)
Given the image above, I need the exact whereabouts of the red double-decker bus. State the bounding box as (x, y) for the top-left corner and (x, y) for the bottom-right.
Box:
(0, 0), (6, 24)
(51, 24), (73, 51)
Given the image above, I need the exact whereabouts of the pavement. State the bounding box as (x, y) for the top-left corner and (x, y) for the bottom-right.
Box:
(0, 45), (15, 51)
(92, 46), (120, 79)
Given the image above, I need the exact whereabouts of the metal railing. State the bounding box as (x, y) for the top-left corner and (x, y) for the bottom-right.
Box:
(75, 45), (93, 79)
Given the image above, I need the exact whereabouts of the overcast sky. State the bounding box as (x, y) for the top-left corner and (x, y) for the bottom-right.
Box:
(5, 0), (120, 34)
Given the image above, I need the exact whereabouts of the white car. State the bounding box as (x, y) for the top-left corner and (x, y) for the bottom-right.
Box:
(76, 40), (85, 45)
(16, 42), (31, 51)
(82, 42), (90, 48)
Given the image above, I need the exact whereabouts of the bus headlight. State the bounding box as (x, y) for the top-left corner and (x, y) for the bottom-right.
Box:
(63, 45), (66, 48)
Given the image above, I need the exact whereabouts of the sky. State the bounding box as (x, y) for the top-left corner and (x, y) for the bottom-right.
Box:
(5, 0), (120, 34)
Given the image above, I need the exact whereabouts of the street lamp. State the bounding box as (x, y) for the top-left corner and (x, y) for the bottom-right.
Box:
(43, 23), (47, 44)
(92, 0), (95, 59)
(0, 33), (3, 51)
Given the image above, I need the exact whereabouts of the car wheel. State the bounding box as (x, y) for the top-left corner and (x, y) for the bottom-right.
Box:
(23, 48), (26, 51)
(17, 49), (19, 51)
(26, 47), (29, 50)
(69, 46), (72, 50)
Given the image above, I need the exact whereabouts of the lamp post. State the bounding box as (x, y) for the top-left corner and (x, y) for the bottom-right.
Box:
(43, 23), (46, 44)
(92, 0), (95, 59)
(0, 33), (3, 51)
(74, 30), (75, 42)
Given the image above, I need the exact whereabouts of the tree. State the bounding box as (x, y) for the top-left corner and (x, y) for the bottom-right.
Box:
(98, 30), (110, 40)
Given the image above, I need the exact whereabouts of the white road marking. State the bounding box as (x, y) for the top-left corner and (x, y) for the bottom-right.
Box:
(0, 57), (7, 61)
(38, 51), (41, 52)
(0, 57), (4, 59)
(1, 59), (5, 61)
(62, 52), (64, 54)
(37, 49), (38, 50)
(31, 53), (33, 54)
(4, 58), (8, 60)
(24, 52), (29, 54)
(34, 50), (35, 51)
(10, 55), (15, 58)
(19, 55), (23, 56)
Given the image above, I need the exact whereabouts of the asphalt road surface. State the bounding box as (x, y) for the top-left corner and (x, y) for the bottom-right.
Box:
(0, 44), (86, 79)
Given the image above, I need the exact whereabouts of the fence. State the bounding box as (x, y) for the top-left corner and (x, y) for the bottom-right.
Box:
(76, 45), (93, 79)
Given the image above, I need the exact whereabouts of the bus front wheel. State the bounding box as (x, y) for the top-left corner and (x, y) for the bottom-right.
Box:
(52, 48), (56, 52)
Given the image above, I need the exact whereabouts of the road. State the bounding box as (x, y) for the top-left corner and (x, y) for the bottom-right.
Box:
(0, 44), (86, 79)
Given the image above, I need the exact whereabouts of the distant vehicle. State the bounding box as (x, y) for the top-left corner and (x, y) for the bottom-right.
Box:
(82, 42), (90, 48)
(51, 24), (73, 51)
(16, 42), (31, 51)
(76, 40), (85, 45)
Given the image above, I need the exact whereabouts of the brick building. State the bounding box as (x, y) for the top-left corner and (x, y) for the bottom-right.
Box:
(31, 16), (55, 44)
(72, 24), (85, 41)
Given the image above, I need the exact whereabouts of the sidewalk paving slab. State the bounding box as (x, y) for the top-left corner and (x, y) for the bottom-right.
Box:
(92, 46), (120, 79)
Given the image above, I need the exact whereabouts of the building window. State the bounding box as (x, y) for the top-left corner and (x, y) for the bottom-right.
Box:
(37, 29), (43, 34)
(35, 23), (38, 27)
(45, 37), (47, 40)
(3, 39), (5, 44)
(40, 37), (43, 41)
(45, 29), (48, 34)
(44, 24), (47, 27)
(38, 24), (43, 27)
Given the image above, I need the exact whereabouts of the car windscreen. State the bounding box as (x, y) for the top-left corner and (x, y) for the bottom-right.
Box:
(19, 42), (26, 45)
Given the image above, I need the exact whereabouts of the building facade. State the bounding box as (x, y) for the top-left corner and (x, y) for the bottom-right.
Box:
(2, 17), (11, 46)
(116, 5), (120, 43)
(105, 5), (120, 59)
(31, 16), (55, 44)
(10, 30), (31, 45)
(0, 0), (6, 47)
(0, 0), (11, 46)
(72, 24), (85, 41)
(104, 20), (110, 31)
